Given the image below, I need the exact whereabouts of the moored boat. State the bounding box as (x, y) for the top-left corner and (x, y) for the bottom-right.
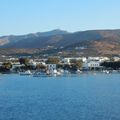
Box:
(19, 70), (32, 75)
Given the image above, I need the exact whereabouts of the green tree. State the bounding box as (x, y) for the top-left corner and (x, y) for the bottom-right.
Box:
(46, 57), (60, 64)
(75, 60), (83, 69)
(2, 62), (12, 70)
(19, 58), (29, 66)
(36, 64), (46, 70)
(70, 59), (83, 69)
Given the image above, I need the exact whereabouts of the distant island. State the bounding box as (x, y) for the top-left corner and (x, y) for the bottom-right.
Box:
(0, 29), (120, 57)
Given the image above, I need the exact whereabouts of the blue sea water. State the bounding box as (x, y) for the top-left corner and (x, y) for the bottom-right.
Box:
(0, 73), (120, 120)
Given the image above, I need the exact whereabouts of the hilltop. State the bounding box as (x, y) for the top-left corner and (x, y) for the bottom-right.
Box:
(0, 29), (120, 56)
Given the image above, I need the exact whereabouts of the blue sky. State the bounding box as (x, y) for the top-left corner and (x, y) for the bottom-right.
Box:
(0, 0), (120, 35)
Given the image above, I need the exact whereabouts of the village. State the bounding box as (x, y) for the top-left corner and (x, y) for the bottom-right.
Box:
(0, 55), (120, 76)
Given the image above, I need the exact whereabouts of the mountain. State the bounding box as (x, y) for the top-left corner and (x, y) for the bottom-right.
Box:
(0, 29), (68, 47)
(0, 29), (120, 56)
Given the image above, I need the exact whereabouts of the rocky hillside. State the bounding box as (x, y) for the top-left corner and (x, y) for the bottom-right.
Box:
(0, 29), (120, 56)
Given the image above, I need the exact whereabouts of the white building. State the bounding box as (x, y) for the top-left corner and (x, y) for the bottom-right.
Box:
(11, 62), (25, 69)
(29, 59), (46, 67)
(47, 64), (57, 74)
(113, 57), (120, 62)
(88, 61), (101, 68)
(62, 57), (87, 64)
(83, 61), (101, 69)
(62, 58), (70, 64)
(47, 64), (56, 71)
(88, 57), (109, 62)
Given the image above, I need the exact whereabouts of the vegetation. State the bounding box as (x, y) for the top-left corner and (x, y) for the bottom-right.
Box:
(0, 29), (120, 57)
(36, 64), (46, 70)
(0, 62), (12, 72)
(101, 61), (120, 70)
(46, 57), (60, 64)
(70, 59), (83, 69)
(19, 58), (29, 66)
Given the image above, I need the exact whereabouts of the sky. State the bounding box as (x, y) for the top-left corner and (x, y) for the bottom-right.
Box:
(0, 0), (120, 35)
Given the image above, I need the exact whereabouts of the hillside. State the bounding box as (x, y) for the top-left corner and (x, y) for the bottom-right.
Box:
(0, 29), (120, 56)
(0, 29), (68, 48)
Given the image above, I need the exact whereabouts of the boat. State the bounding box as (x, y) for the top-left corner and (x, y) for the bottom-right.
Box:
(33, 71), (46, 77)
(46, 69), (61, 76)
(103, 70), (110, 74)
(76, 69), (82, 74)
(19, 70), (32, 75)
(58, 69), (64, 74)
(64, 70), (70, 74)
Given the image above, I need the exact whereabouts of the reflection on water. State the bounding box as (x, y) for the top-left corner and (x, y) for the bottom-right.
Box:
(0, 73), (120, 120)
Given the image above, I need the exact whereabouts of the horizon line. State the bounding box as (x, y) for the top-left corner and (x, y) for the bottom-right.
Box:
(1, 28), (120, 37)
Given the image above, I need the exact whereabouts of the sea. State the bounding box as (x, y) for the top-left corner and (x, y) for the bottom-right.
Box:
(0, 73), (120, 120)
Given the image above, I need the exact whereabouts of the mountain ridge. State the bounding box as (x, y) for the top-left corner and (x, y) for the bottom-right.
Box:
(0, 29), (120, 56)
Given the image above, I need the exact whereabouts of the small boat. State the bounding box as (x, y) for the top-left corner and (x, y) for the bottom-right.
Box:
(76, 69), (82, 74)
(56, 71), (61, 76)
(103, 70), (110, 74)
(33, 71), (46, 77)
(46, 69), (61, 76)
(19, 70), (32, 75)
(64, 70), (70, 74)
(58, 69), (64, 74)
(33, 72), (41, 77)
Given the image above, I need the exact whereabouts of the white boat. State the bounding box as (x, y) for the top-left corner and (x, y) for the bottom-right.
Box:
(46, 69), (61, 76)
(33, 71), (46, 77)
(19, 70), (32, 75)
(76, 69), (82, 74)
(58, 69), (64, 74)
(33, 72), (41, 77)
(64, 70), (70, 74)
(56, 71), (61, 76)
(103, 70), (110, 74)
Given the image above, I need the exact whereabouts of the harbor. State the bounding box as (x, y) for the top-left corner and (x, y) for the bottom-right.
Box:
(0, 73), (120, 120)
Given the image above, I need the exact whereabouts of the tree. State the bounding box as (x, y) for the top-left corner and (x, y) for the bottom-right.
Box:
(70, 59), (83, 69)
(0, 62), (12, 72)
(101, 61), (120, 70)
(75, 60), (83, 69)
(2, 62), (12, 69)
(46, 57), (60, 64)
(19, 58), (29, 66)
(36, 64), (46, 70)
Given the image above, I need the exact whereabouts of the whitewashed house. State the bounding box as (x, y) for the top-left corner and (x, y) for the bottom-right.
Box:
(88, 61), (101, 68)
(12, 62), (25, 70)
(47, 64), (57, 74)
(47, 64), (56, 71)
(88, 57), (109, 62)
(83, 60), (102, 69)
(113, 57), (120, 62)
(62, 58), (70, 64)
(62, 57), (87, 64)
